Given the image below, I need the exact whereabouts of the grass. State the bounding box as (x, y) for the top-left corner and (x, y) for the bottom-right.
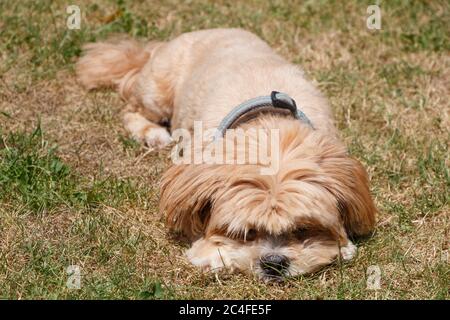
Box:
(0, 0), (448, 299)
(0, 123), (143, 213)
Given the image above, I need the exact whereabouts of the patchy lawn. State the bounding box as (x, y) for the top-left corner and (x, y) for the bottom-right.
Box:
(0, 0), (448, 299)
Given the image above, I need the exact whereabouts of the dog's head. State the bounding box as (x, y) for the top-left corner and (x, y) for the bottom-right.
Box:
(160, 119), (376, 281)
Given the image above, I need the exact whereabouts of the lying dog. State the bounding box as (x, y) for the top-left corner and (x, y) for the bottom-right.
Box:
(77, 28), (376, 281)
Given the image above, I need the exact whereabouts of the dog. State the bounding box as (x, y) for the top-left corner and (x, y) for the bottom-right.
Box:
(76, 28), (376, 281)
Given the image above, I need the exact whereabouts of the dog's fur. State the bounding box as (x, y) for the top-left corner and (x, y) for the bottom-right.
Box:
(76, 28), (376, 280)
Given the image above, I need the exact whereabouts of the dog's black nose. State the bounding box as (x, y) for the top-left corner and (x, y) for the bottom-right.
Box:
(260, 254), (289, 276)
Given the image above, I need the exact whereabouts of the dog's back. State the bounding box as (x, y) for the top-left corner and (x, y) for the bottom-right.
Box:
(77, 29), (335, 134)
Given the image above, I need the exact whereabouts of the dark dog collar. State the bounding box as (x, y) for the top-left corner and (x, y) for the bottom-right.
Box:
(214, 91), (313, 139)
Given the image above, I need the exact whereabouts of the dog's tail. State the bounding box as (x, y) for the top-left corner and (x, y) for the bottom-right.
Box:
(76, 37), (160, 100)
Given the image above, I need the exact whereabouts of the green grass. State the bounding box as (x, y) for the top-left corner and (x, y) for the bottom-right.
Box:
(0, 124), (144, 213)
(0, 0), (448, 299)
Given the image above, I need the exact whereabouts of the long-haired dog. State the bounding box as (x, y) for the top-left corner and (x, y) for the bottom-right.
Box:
(76, 28), (376, 281)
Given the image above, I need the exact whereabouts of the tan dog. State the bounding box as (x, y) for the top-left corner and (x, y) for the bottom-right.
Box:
(76, 28), (376, 281)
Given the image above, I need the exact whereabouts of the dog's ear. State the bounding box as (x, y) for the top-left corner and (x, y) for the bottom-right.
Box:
(160, 164), (226, 239)
(322, 156), (377, 237)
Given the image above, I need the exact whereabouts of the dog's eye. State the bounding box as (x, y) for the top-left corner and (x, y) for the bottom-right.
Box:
(245, 229), (257, 241)
(294, 227), (308, 239)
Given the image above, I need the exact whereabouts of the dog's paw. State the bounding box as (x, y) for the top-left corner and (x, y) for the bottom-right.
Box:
(340, 241), (357, 261)
(186, 247), (227, 273)
(144, 128), (172, 149)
